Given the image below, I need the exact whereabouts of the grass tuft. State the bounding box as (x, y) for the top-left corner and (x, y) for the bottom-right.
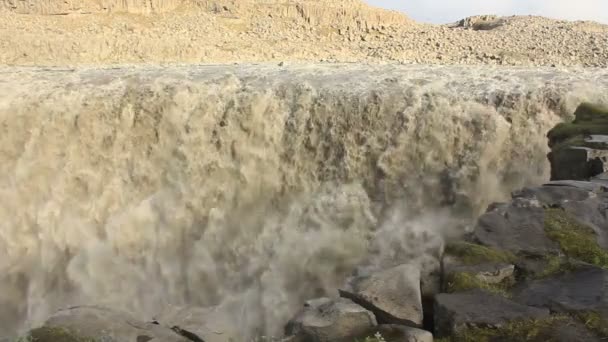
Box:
(444, 272), (512, 297)
(444, 242), (517, 265)
(435, 316), (571, 342)
(27, 327), (98, 342)
(575, 311), (608, 339)
(544, 208), (608, 269)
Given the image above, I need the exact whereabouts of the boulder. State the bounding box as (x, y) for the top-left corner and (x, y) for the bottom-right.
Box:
(454, 15), (504, 31)
(511, 182), (608, 249)
(285, 297), (377, 342)
(548, 146), (608, 181)
(474, 205), (559, 256)
(339, 264), (423, 327)
(365, 325), (433, 342)
(153, 305), (238, 342)
(434, 289), (550, 337)
(28, 306), (188, 342)
(547, 103), (608, 181)
(513, 266), (608, 315)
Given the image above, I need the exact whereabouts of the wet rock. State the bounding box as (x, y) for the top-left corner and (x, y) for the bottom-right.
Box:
(549, 146), (608, 180)
(559, 195), (608, 249)
(592, 171), (608, 186)
(440, 315), (602, 342)
(434, 289), (550, 337)
(473, 205), (559, 255)
(339, 264), (423, 327)
(548, 319), (604, 342)
(544, 180), (608, 193)
(513, 266), (608, 315)
(503, 182), (608, 250)
(285, 297), (377, 342)
(154, 305), (238, 342)
(29, 306), (187, 342)
(513, 184), (594, 205)
(547, 103), (608, 181)
(366, 324), (433, 342)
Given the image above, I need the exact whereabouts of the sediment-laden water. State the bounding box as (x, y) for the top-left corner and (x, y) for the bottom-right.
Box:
(1, 63), (607, 339)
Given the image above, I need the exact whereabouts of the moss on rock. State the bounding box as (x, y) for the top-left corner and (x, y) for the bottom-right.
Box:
(528, 254), (582, 279)
(575, 311), (608, 339)
(547, 102), (608, 147)
(444, 242), (517, 265)
(28, 327), (97, 342)
(544, 208), (608, 268)
(435, 316), (571, 342)
(444, 272), (511, 297)
(573, 102), (608, 123)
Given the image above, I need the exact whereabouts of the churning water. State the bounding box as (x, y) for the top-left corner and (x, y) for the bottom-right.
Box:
(1, 63), (607, 339)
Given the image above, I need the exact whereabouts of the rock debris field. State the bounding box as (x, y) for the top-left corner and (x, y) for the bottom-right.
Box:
(0, 0), (607, 67)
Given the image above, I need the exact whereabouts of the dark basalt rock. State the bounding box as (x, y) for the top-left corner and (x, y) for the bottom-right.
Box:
(474, 205), (558, 256)
(434, 289), (550, 337)
(513, 266), (608, 315)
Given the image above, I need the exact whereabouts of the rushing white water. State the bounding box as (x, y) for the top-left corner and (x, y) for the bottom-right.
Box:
(1, 63), (607, 339)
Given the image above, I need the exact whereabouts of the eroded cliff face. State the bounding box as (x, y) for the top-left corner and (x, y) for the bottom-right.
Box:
(0, 0), (409, 29)
(1, 64), (607, 339)
(0, 0), (184, 14)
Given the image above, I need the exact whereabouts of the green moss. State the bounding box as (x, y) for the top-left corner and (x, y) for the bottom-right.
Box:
(444, 242), (517, 265)
(536, 255), (579, 278)
(544, 208), (608, 268)
(28, 327), (97, 342)
(445, 272), (511, 297)
(548, 122), (608, 147)
(573, 102), (608, 123)
(547, 103), (608, 147)
(438, 316), (570, 342)
(575, 311), (608, 339)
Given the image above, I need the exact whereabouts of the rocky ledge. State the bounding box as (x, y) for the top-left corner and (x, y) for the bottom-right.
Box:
(9, 103), (608, 342)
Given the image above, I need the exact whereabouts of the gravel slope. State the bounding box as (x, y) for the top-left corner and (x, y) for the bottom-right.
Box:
(0, 0), (607, 67)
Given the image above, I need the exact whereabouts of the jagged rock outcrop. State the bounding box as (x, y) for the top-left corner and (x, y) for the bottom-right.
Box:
(548, 103), (608, 181)
(0, 0), (184, 14)
(202, 0), (411, 29)
(452, 15), (504, 31)
(0, 0), (410, 29)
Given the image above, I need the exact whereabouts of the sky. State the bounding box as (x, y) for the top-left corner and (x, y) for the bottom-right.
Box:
(366, 0), (608, 24)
